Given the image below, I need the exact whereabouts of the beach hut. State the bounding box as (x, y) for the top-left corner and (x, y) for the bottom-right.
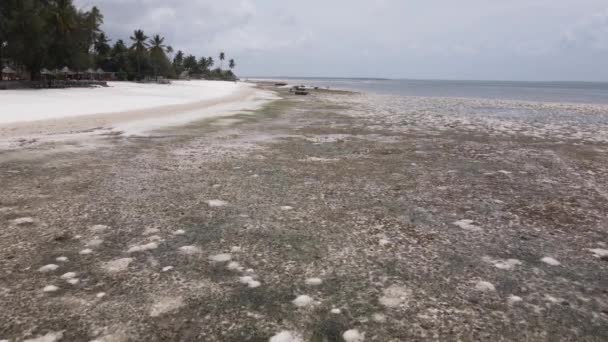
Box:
(97, 68), (112, 81)
(60, 66), (76, 80)
(179, 70), (190, 80)
(41, 68), (57, 80)
(37, 68), (57, 88)
(83, 68), (95, 80)
(40, 68), (55, 81)
(1, 66), (18, 81)
(41, 68), (54, 76)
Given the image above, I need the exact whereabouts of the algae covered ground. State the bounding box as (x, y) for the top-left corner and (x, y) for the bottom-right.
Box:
(1, 85), (607, 341)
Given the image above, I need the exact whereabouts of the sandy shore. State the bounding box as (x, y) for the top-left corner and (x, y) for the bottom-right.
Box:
(0, 81), (278, 144)
(1, 81), (250, 124)
(0, 84), (607, 341)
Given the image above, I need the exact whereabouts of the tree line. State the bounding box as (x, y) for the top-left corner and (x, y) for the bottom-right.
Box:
(0, 0), (237, 81)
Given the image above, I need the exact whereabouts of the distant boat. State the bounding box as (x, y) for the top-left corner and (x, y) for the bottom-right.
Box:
(275, 82), (288, 86)
(288, 85), (309, 95)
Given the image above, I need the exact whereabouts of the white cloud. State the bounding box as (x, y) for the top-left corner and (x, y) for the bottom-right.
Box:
(74, 0), (608, 80)
(562, 8), (608, 50)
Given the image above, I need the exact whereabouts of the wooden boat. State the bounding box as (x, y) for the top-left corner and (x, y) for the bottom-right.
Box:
(294, 90), (309, 95)
(274, 82), (288, 86)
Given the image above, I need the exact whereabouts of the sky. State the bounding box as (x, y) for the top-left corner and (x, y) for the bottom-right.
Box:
(74, 0), (608, 81)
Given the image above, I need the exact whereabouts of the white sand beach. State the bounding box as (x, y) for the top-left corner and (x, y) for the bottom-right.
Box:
(0, 81), (277, 140)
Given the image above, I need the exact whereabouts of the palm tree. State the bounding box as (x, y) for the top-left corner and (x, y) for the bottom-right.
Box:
(229, 59), (235, 70)
(2, 0), (49, 79)
(93, 32), (111, 69)
(148, 34), (172, 78)
(88, 7), (104, 30)
(86, 6), (104, 45)
(129, 29), (148, 78)
(219, 52), (225, 69)
(173, 50), (184, 64)
(111, 39), (129, 76)
(149, 34), (168, 52)
(207, 57), (214, 69)
(94, 32), (111, 57)
(130, 30), (148, 51)
(183, 54), (198, 75)
(48, 0), (78, 68)
(172, 50), (184, 76)
(198, 57), (209, 73)
(49, 0), (77, 35)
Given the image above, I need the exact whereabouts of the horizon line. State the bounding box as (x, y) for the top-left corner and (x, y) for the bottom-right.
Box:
(243, 76), (608, 84)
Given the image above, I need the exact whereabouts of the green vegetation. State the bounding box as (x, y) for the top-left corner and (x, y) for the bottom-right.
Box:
(0, 0), (238, 81)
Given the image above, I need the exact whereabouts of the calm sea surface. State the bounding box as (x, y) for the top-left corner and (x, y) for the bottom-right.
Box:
(252, 78), (608, 105)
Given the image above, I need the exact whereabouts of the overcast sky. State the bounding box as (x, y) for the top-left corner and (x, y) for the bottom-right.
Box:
(74, 0), (608, 81)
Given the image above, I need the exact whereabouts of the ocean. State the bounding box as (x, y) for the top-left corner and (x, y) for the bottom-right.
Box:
(251, 78), (608, 105)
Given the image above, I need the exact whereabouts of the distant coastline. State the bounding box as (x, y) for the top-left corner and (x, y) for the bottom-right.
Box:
(250, 77), (608, 105)
(247, 76), (391, 81)
(248, 76), (608, 85)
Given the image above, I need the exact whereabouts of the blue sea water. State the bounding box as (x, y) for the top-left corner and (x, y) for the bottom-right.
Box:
(253, 77), (608, 105)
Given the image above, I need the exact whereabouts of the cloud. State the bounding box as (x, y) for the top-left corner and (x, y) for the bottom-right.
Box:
(562, 8), (608, 50)
(74, 0), (309, 57)
(74, 0), (608, 80)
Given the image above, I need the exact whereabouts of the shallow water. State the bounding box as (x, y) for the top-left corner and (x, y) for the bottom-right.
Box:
(328, 92), (608, 143)
(254, 77), (608, 105)
(253, 77), (608, 140)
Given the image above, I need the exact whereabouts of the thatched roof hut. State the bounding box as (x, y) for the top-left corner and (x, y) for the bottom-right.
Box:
(2, 66), (16, 74)
(39, 68), (56, 80)
(60, 66), (75, 75)
(179, 70), (190, 80)
(1, 66), (18, 81)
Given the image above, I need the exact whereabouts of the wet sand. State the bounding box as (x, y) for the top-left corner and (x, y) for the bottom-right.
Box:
(0, 84), (607, 341)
